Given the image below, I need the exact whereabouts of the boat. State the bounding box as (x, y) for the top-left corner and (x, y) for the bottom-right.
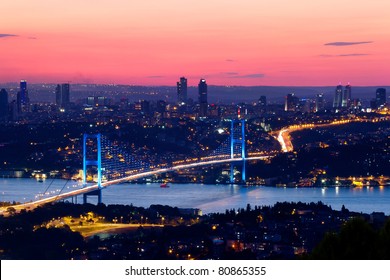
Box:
(35, 174), (46, 182)
(160, 183), (170, 188)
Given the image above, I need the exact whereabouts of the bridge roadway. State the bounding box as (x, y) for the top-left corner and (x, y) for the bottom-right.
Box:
(2, 156), (269, 213)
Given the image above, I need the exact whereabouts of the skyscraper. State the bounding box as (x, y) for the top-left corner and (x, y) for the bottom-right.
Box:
(198, 79), (208, 117)
(285, 93), (299, 112)
(315, 93), (325, 112)
(56, 83), (70, 109)
(342, 84), (351, 108)
(177, 77), (187, 104)
(333, 84), (343, 109)
(0, 89), (8, 121)
(376, 88), (386, 108)
(17, 80), (30, 113)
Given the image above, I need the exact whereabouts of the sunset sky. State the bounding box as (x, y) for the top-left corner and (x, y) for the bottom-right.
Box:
(1, 0), (389, 86)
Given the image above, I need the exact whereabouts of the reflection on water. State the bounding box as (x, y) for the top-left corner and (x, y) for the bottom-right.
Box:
(1, 178), (390, 215)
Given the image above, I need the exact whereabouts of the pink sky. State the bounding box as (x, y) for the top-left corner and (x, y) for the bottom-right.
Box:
(1, 0), (389, 86)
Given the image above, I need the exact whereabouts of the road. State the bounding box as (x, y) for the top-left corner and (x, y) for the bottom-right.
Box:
(273, 116), (390, 153)
(74, 223), (164, 238)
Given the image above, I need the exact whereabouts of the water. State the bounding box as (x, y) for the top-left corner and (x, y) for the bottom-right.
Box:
(1, 178), (390, 215)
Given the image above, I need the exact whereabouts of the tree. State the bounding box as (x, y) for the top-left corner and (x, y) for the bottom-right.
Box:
(310, 218), (385, 259)
(6, 207), (16, 216)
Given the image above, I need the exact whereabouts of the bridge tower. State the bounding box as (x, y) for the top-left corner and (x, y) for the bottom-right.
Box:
(230, 119), (246, 183)
(83, 133), (103, 204)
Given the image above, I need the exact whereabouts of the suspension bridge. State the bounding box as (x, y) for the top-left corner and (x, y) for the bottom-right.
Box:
(2, 120), (271, 211)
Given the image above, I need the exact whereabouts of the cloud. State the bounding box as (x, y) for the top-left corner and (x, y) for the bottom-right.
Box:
(320, 53), (370, 58)
(338, 53), (370, 57)
(0, 34), (18, 38)
(226, 59), (236, 62)
(147, 75), (164, 78)
(28, 37), (37, 40)
(234, 73), (265, 78)
(198, 72), (266, 79)
(324, 41), (373, 46)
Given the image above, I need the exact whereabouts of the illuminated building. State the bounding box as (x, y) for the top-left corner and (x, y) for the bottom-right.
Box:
(55, 83), (70, 109)
(376, 88), (386, 108)
(350, 98), (362, 111)
(315, 93), (325, 112)
(177, 77), (187, 104)
(284, 93), (299, 112)
(342, 84), (351, 108)
(333, 84), (343, 108)
(17, 80), (30, 113)
(87, 96), (108, 107)
(198, 79), (208, 117)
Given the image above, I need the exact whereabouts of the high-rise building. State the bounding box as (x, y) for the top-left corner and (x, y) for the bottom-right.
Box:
(0, 89), (8, 121)
(17, 80), (30, 113)
(177, 77), (187, 104)
(376, 88), (386, 108)
(198, 79), (208, 117)
(315, 93), (325, 112)
(333, 84), (343, 109)
(56, 83), (70, 108)
(342, 84), (351, 108)
(285, 93), (299, 112)
(258, 95), (267, 113)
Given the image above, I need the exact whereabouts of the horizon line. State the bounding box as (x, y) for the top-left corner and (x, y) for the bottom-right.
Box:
(0, 82), (389, 88)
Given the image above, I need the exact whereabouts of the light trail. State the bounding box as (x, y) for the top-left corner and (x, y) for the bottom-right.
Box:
(277, 129), (291, 153)
(273, 116), (390, 153)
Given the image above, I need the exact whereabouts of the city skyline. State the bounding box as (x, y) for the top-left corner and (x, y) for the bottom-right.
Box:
(1, 1), (389, 86)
